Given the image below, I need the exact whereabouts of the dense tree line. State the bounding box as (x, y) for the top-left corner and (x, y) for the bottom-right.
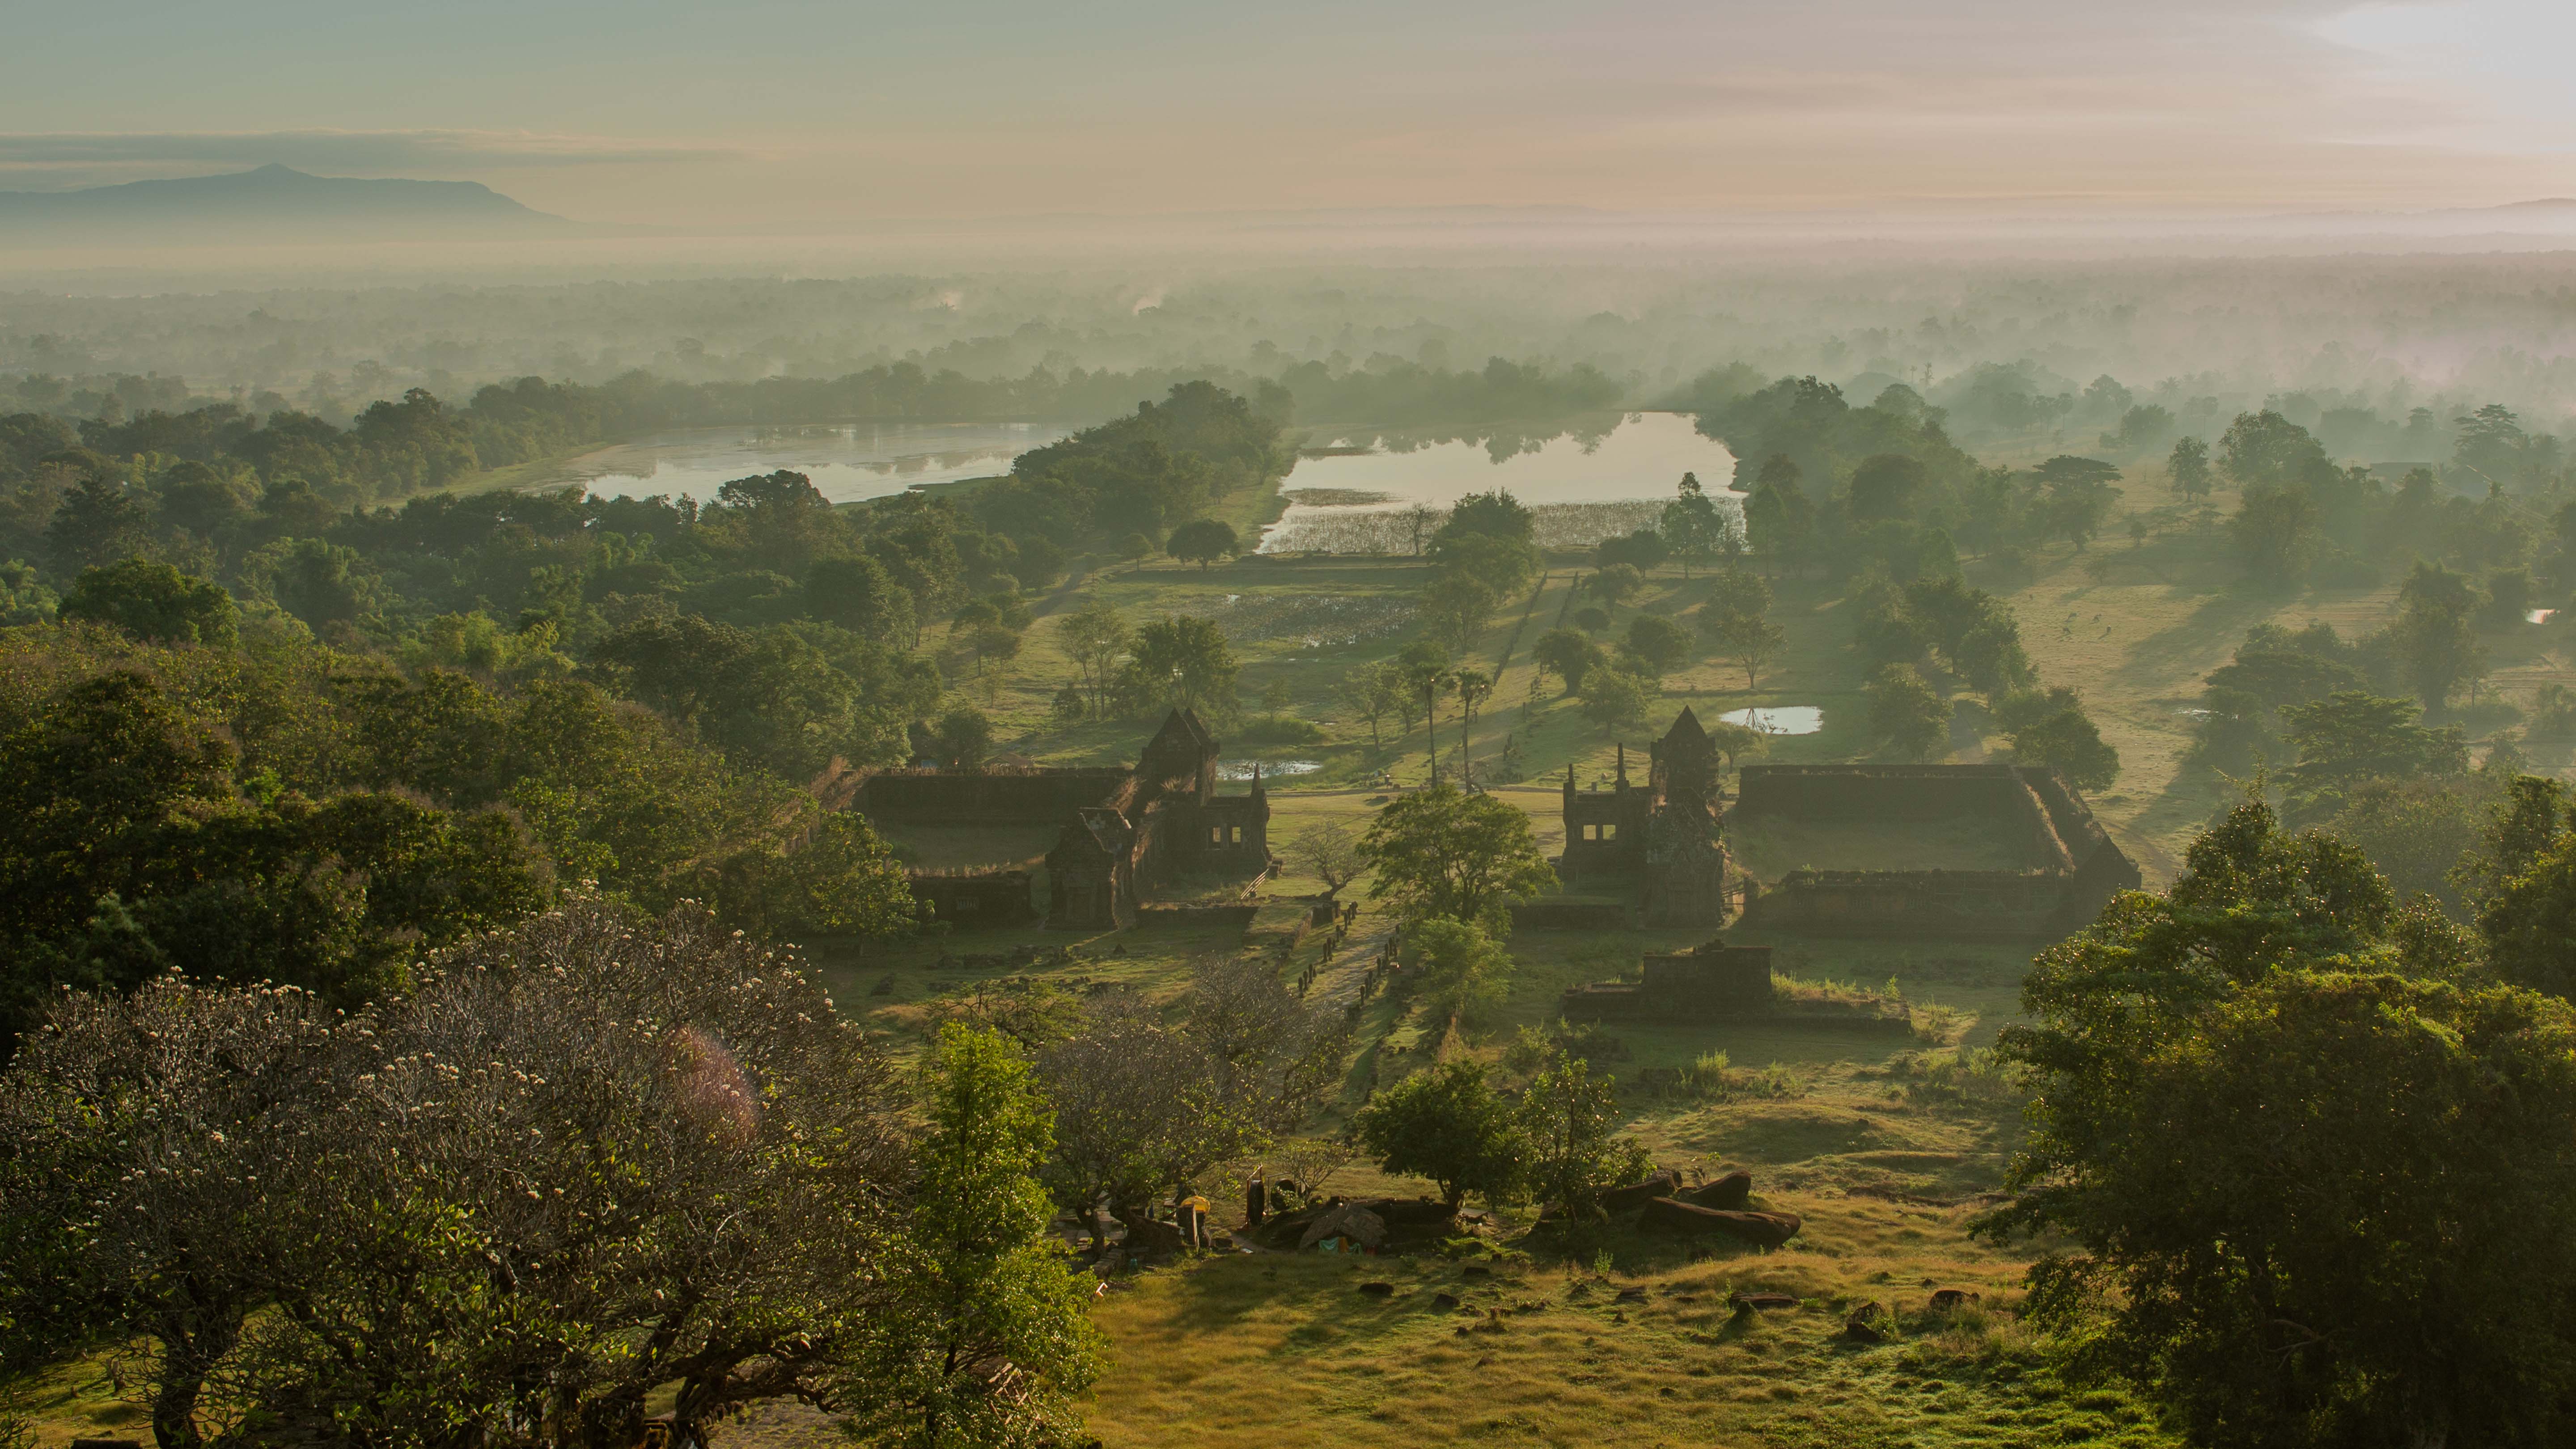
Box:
(1984, 787), (2576, 1447)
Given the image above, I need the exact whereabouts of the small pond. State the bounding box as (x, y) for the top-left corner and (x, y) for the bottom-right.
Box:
(1719, 705), (1823, 736)
(1260, 411), (1739, 553)
(537, 420), (1072, 504)
(1217, 760), (1322, 782)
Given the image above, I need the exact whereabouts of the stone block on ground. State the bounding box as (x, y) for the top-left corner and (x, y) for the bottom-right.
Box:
(1641, 1196), (1803, 1247)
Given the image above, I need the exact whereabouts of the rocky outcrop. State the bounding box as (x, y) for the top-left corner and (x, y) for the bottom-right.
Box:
(1641, 1197), (1803, 1247)
(1681, 1169), (1753, 1210)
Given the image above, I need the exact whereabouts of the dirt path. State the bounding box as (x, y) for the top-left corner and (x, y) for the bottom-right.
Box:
(1306, 928), (1390, 1009)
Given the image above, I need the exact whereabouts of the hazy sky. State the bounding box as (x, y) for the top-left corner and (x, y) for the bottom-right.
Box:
(3, 0), (2572, 227)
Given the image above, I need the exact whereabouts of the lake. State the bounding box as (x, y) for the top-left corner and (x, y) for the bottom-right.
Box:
(1260, 411), (1738, 552)
(540, 421), (1073, 504)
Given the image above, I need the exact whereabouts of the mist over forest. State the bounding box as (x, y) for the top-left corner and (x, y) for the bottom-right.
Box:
(12, 253), (2576, 468)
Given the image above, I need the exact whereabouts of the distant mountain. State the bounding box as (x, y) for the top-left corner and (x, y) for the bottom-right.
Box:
(0, 164), (580, 245)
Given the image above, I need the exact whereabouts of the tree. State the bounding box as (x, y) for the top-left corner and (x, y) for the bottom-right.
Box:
(1421, 571), (1499, 653)
(2453, 402), (2528, 485)
(1286, 821), (1363, 896)
(1983, 797), (2576, 1449)
(1349, 1059), (1527, 1210)
(1058, 599), (1132, 720)
(1358, 784), (1556, 932)
(1166, 517), (1240, 570)
(2167, 435), (2213, 499)
(842, 1026), (1104, 1449)
(1402, 915), (1513, 1020)
(1742, 453), (1814, 578)
(1584, 564), (1643, 615)
(58, 559), (237, 647)
(1623, 614), (1691, 674)
(1847, 453), (1928, 522)
(1703, 605), (1785, 690)
(2392, 561), (2485, 708)
(2, 898), (912, 1449)
(1451, 668), (1494, 786)
(966, 622), (1021, 682)
(1659, 472), (1725, 577)
(1578, 667), (1649, 737)
(1333, 663), (1403, 744)
(1428, 530), (1540, 598)
(1595, 528), (1669, 575)
(1040, 966), (1346, 1239)
(2219, 409), (2329, 489)
(45, 473), (150, 576)
(2006, 695), (2121, 792)
(767, 811), (917, 940)
(804, 554), (915, 648)
(1866, 664), (1947, 762)
(1395, 640), (1451, 781)
(923, 703), (994, 769)
(1126, 614), (1240, 716)
(2229, 483), (2322, 585)
(2279, 691), (2468, 817)
(1118, 532), (1157, 572)
(1532, 627), (1604, 696)
(1516, 1052), (1650, 1222)
(2033, 456), (2120, 550)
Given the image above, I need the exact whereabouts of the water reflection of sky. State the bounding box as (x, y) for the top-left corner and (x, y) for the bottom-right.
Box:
(1264, 411), (1737, 543)
(1720, 705), (1823, 736)
(542, 421), (1072, 504)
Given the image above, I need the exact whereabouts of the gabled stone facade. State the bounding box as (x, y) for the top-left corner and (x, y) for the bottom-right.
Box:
(1558, 707), (1731, 928)
(850, 708), (1271, 932)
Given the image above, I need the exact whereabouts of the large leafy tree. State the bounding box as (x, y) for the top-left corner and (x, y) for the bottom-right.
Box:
(1, 898), (910, 1449)
(842, 1025), (1103, 1449)
(2278, 691), (2468, 819)
(1985, 795), (2576, 1448)
(58, 559), (238, 648)
(1350, 1059), (1527, 1209)
(1358, 784), (1555, 932)
(1516, 1052), (1650, 1222)
(1122, 614), (1239, 717)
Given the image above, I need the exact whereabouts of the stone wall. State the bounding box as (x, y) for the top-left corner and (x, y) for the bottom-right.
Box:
(1735, 763), (2034, 823)
(1560, 943), (1775, 1021)
(1511, 900), (1636, 931)
(908, 870), (1037, 928)
(855, 767), (1130, 822)
(1740, 868), (2067, 939)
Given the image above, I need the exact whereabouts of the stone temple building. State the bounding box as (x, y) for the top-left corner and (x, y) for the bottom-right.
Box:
(849, 708), (1271, 932)
(1556, 708), (2140, 941)
(1557, 707), (1732, 927)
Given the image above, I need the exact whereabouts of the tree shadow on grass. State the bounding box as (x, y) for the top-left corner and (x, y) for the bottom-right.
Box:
(2118, 585), (2278, 681)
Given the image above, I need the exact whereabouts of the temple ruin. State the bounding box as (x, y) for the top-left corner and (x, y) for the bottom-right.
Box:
(849, 708), (1271, 931)
(1556, 712), (2139, 941)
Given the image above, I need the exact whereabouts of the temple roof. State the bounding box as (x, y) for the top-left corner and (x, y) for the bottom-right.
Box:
(1661, 706), (1708, 744)
(1146, 707), (1217, 755)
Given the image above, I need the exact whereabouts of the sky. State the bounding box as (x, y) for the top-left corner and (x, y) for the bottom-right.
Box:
(2, 0), (2572, 229)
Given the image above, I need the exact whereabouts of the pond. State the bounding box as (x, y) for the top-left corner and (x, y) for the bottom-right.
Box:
(1217, 760), (1322, 782)
(1260, 411), (1740, 553)
(1719, 705), (1823, 736)
(537, 421), (1073, 504)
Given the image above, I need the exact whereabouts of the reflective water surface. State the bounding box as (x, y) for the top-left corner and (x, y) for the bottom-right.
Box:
(539, 421), (1072, 504)
(1262, 411), (1739, 551)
